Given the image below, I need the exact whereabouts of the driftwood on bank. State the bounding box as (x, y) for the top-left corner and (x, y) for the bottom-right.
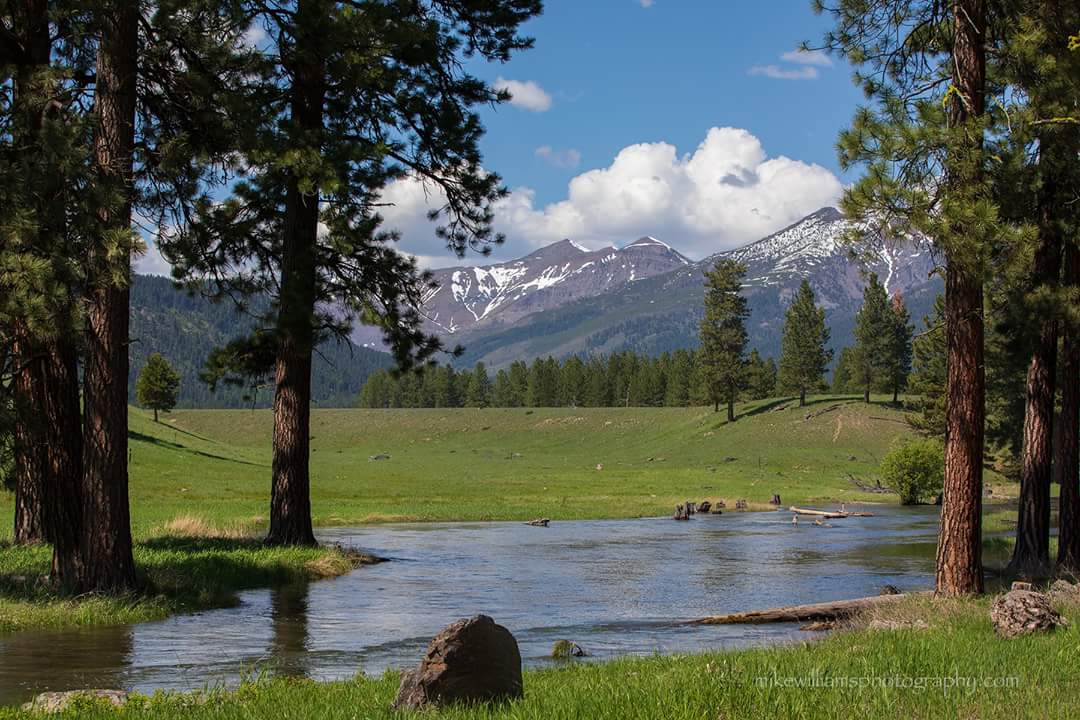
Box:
(689, 592), (929, 625)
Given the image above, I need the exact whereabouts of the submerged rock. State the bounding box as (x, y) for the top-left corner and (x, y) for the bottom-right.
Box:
(392, 615), (522, 711)
(551, 639), (587, 658)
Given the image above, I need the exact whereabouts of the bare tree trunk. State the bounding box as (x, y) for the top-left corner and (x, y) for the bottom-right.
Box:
(1058, 242), (1080, 574)
(267, 0), (325, 547)
(799, 388), (806, 407)
(1009, 138), (1063, 579)
(935, 0), (986, 596)
(45, 340), (86, 586)
(81, 0), (138, 591)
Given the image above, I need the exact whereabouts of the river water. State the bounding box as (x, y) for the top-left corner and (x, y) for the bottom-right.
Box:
(0, 506), (941, 705)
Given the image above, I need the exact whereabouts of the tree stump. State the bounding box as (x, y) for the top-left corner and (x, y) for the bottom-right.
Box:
(990, 588), (1065, 638)
(769, 494), (781, 506)
(525, 518), (549, 527)
(686, 501), (696, 515)
(673, 504), (690, 521)
(698, 501), (712, 513)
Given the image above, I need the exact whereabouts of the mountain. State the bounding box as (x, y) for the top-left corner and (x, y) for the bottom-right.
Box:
(130, 275), (392, 408)
(418, 236), (691, 336)
(442, 207), (941, 368)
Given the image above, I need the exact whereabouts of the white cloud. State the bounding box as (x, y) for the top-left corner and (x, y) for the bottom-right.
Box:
(640, 0), (654, 6)
(493, 77), (553, 112)
(535, 145), (582, 169)
(781, 49), (832, 67)
(377, 127), (843, 264)
(134, 238), (173, 277)
(748, 64), (819, 80)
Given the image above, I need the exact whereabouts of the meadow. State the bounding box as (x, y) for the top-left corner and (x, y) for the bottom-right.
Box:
(0, 394), (1001, 538)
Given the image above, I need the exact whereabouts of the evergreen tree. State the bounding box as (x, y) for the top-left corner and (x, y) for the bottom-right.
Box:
(906, 297), (947, 438)
(777, 279), (832, 406)
(506, 361), (529, 407)
(558, 356), (585, 407)
(491, 369), (513, 408)
(465, 363), (492, 408)
(663, 350), (692, 407)
(526, 357), (559, 407)
(851, 274), (892, 403)
(886, 294), (914, 403)
(824, 0), (995, 594)
(744, 350), (777, 401)
(831, 347), (857, 394)
(135, 354), (181, 422)
(162, 1), (541, 546)
(697, 259), (749, 420)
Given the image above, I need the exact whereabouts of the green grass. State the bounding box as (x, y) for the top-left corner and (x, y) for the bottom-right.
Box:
(1, 395), (992, 538)
(3, 596), (1076, 719)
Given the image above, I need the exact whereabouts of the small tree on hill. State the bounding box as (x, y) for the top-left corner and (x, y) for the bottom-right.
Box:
(778, 280), (832, 406)
(744, 350), (777, 401)
(697, 259), (749, 420)
(887, 294), (914, 403)
(136, 354), (181, 422)
(852, 274), (893, 403)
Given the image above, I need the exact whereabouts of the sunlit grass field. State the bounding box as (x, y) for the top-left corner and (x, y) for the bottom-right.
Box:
(1, 395), (983, 538)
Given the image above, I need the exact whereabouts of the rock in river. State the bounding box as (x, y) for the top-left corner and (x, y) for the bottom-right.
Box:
(392, 615), (523, 711)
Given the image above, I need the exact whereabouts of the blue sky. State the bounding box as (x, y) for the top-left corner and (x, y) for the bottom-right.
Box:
(471, 0), (863, 208)
(137, 0), (868, 274)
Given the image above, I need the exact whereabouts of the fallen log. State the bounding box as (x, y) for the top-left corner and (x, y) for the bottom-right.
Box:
(689, 591), (930, 625)
(788, 506), (875, 518)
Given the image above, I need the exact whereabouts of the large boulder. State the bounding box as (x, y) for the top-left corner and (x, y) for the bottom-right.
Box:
(990, 588), (1066, 638)
(392, 615), (522, 711)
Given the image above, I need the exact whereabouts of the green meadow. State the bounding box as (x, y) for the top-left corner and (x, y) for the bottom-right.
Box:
(1, 395), (985, 538)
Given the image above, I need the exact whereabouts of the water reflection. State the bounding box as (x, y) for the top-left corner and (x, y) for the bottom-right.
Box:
(268, 583), (311, 678)
(0, 505), (941, 705)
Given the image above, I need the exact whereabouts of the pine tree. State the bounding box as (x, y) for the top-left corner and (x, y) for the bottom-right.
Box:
(777, 279), (832, 406)
(823, 0), (995, 593)
(697, 259), (749, 421)
(162, 1), (541, 546)
(887, 294), (914, 403)
(136, 354), (181, 422)
(465, 363), (492, 408)
(851, 274), (892, 403)
(664, 350), (692, 407)
(558, 356), (585, 407)
(831, 347), (857, 394)
(744, 350), (778, 401)
(907, 297), (947, 438)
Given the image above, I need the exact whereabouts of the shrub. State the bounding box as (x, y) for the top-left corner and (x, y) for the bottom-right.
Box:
(879, 438), (944, 505)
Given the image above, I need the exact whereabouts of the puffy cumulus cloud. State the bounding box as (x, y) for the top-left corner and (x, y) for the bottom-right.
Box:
(378, 127), (843, 265)
(492, 77), (552, 112)
(134, 238), (173, 276)
(640, 0), (654, 7)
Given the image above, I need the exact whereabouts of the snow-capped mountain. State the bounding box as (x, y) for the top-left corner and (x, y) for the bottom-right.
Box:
(419, 235), (691, 335)
(448, 207), (941, 368)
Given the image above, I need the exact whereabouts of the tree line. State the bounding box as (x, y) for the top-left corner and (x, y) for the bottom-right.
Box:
(1, 0), (541, 591)
(358, 269), (917, 414)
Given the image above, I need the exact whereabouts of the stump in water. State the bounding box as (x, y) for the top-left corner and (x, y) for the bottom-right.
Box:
(673, 504), (690, 521)
(686, 501), (696, 515)
(551, 640), (587, 658)
(525, 518), (550, 527)
(769, 494), (781, 506)
(698, 501), (712, 514)
(990, 588), (1065, 638)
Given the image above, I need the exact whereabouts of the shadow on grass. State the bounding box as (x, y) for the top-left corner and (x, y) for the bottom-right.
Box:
(129, 430), (267, 467)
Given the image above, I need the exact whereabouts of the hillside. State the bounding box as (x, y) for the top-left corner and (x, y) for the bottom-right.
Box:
(130, 275), (393, 408)
(2, 397), (937, 535)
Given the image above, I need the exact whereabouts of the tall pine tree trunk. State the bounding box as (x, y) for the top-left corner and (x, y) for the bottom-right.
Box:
(11, 339), (48, 545)
(1057, 241), (1080, 573)
(266, 0), (325, 547)
(81, 1), (138, 591)
(935, 0), (986, 596)
(45, 339), (86, 586)
(1009, 137), (1064, 579)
